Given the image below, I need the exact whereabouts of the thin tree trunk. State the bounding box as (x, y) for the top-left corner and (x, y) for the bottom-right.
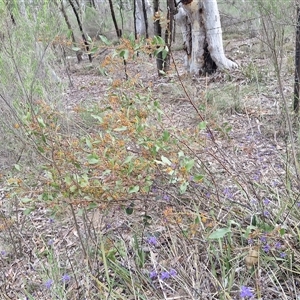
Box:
(118, 1), (124, 32)
(68, 0), (92, 62)
(153, 0), (163, 74)
(163, 0), (175, 72)
(58, 0), (82, 62)
(141, 0), (149, 38)
(108, 0), (122, 38)
(87, 0), (96, 8)
(134, 0), (137, 39)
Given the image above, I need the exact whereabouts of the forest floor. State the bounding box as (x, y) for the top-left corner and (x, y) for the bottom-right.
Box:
(0, 34), (299, 299)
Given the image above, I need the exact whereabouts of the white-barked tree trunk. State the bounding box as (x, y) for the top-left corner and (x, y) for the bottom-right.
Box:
(135, 0), (152, 36)
(176, 0), (237, 74)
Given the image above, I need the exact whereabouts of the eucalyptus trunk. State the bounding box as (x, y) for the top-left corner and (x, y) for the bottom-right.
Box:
(176, 0), (237, 74)
(153, 0), (163, 74)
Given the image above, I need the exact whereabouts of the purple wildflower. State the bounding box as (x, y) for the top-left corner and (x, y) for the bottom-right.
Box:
(61, 274), (70, 283)
(151, 186), (158, 193)
(44, 279), (54, 289)
(0, 250), (6, 256)
(223, 187), (233, 199)
(263, 198), (270, 205)
(171, 163), (176, 169)
(263, 210), (270, 217)
(240, 286), (254, 298)
(263, 244), (271, 253)
(251, 198), (257, 205)
(260, 235), (267, 243)
(206, 132), (213, 139)
(149, 271), (157, 280)
(49, 218), (54, 224)
(147, 236), (158, 246)
(169, 269), (177, 277)
(160, 271), (170, 280)
(275, 242), (281, 249)
(248, 239), (254, 246)
(163, 194), (170, 201)
(253, 173), (260, 181)
(280, 252), (286, 258)
(48, 239), (54, 246)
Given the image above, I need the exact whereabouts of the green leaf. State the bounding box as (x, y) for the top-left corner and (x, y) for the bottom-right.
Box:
(41, 192), (53, 201)
(228, 220), (241, 228)
(72, 47), (81, 51)
(180, 181), (189, 194)
(106, 249), (117, 262)
(86, 138), (93, 149)
(128, 32), (135, 43)
(86, 34), (92, 43)
(161, 155), (172, 166)
(38, 146), (45, 153)
(225, 125), (232, 133)
(21, 197), (32, 203)
(98, 67), (107, 76)
(194, 174), (204, 181)
(89, 46), (98, 54)
(41, 134), (47, 143)
(24, 207), (35, 215)
(14, 164), (21, 171)
(129, 185), (140, 193)
(279, 228), (285, 236)
(64, 175), (72, 185)
(185, 159), (195, 172)
(99, 35), (112, 45)
(67, 29), (73, 40)
(162, 130), (170, 141)
(37, 117), (46, 128)
(153, 35), (165, 45)
(153, 47), (163, 57)
(91, 114), (103, 123)
(198, 121), (207, 130)
(208, 228), (231, 239)
(243, 225), (257, 239)
(152, 35), (158, 44)
(194, 216), (200, 224)
(123, 155), (134, 164)
(70, 185), (77, 193)
(88, 202), (98, 210)
(126, 203), (134, 215)
(119, 49), (129, 60)
(79, 174), (89, 188)
(178, 150), (184, 158)
(251, 215), (257, 226)
(87, 153), (99, 164)
(258, 223), (274, 232)
(162, 47), (169, 60)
